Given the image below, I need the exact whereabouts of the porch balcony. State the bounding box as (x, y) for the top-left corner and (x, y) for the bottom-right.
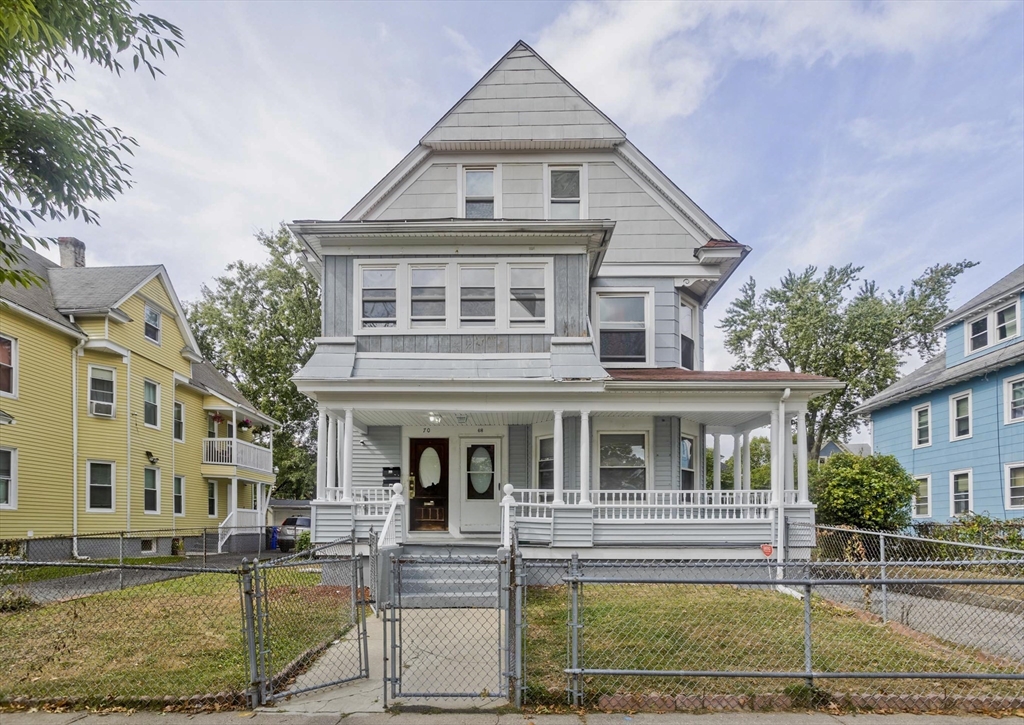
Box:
(203, 438), (273, 473)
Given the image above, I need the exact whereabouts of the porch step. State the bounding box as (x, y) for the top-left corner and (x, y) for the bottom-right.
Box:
(396, 557), (503, 609)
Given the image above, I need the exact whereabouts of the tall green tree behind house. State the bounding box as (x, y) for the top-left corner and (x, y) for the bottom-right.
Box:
(720, 262), (976, 459)
(186, 226), (320, 499)
(0, 0), (182, 287)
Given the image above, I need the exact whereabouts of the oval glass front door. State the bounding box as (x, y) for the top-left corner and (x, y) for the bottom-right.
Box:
(419, 447), (442, 488)
(469, 445), (494, 495)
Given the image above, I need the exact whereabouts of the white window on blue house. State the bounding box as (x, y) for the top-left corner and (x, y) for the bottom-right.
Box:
(950, 469), (972, 516)
(912, 475), (930, 518)
(949, 391), (971, 441)
(1005, 374), (1024, 425)
(1007, 464), (1024, 510)
(996, 303), (1018, 341)
(967, 300), (1020, 354)
(968, 316), (988, 352)
(912, 403), (931, 448)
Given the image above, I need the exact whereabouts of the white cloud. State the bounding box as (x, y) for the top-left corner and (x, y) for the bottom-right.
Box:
(847, 118), (1021, 159)
(443, 27), (488, 78)
(537, 0), (1011, 126)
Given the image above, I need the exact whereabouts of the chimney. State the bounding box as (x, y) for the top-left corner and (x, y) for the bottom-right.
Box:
(57, 237), (86, 268)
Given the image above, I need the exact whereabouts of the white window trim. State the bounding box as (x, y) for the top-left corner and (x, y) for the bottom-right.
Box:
(680, 434), (697, 488)
(173, 400), (185, 441)
(173, 474), (185, 516)
(1006, 462), (1024, 510)
(87, 364), (117, 418)
(208, 480), (218, 519)
(911, 474), (931, 519)
(592, 288), (656, 368)
(0, 446), (17, 509)
(543, 162), (589, 220)
(143, 379), (161, 430)
(353, 257), (554, 335)
(458, 164), (502, 218)
(143, 467), (161, 515)
(965, 298), (1021, 356)
(143, 302), (162, 345)
(532, 420), (555, 490)
(1003, 373), (1024, 425)
(592, 418), (654, 492)
(948, 390), (972, 442)
(949, 468), (973, 518)
(0, 333), (17, 399)
(911, 402), (931, 449)
(86, 460), (116, 513)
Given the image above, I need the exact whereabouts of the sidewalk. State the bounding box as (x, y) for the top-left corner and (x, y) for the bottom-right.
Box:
(1, 711), (1020, 725)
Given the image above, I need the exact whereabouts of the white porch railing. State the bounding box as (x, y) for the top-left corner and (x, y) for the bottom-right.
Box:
(322, 486), (393, 517)
(512, 488), (775, 521)
(218, 507), (263, 552)
(203, 438), (273, 473)
(378, 483), (404, 548)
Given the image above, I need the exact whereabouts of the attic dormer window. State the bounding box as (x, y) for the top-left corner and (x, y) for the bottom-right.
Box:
(967, 300), (1020, 354)
(144, 304), (161, 343)
(464, 169), (494, 219)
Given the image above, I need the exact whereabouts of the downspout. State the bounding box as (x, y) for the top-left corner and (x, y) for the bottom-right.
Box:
(72, 336), (85, 557)
(777, 387), (791, 572)
(125, 351), (132, 532)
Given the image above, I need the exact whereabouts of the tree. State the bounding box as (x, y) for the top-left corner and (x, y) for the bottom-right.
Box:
(721, 262), (976, 459)
(811, 453), (917, 531)
(705, 448), (734, 489)
(1, 0), (182, 287)
(186, 226), (320, 499)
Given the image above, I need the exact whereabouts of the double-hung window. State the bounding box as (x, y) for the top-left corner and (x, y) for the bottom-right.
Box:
(207, 481), (217, 517)
(912, 403), (931, 448)
(598, 432), (648, 491)
(509, 266), (545, 327)
(144, 467), (159, 513)
(680, 302), (695, 370)
(144, 304), (161, 343)
(996, 303), (1018, 341)
(0, 448), (15, 509)
(950, 391), (971, 440)
(89, 366), (115, 418)
(464, 168), (495, 219)
(549, 167), (580, 219)
(912, 475), (931, 518)
(1007, 464), (1024, 510)
(950, 469), (972, 516)
(968, 316), (988, 352)
(173, 475), (184, 515)
(1005, 374), (1024, 424)
(361, 268), (397, 328)
(144, 380), (160, 428)
(967, 300), (1020, 354)
(173, 401), (184, 441)
(680, 435), (696, 490)
(596, 291), (650, 365)
(459, 267), (496, 326)
(88, 461), (114, 511)
(537, 437), (554, 490)
(0, 334), (15, 397)
(410, 267), (446, 328)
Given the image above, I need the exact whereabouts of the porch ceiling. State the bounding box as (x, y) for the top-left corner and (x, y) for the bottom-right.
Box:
(349, 409), (770, 431)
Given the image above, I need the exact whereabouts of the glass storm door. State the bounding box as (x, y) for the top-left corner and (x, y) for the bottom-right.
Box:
(409, 438), (449, 531)
(461, 438), (501, 533)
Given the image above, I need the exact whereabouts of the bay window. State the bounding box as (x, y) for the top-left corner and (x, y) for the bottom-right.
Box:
(596, 291), (651, 366)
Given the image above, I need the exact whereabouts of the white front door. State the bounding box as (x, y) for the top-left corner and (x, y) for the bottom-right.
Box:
(460, 437), (502, 533)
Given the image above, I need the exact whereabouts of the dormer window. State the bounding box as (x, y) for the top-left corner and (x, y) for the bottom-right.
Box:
(144, 304), (161, 343)
(549, 168), (580, 219)
(967, 300), (1020, 354)
(464, 168), (494, 219)
(996, 303), (1018, 341)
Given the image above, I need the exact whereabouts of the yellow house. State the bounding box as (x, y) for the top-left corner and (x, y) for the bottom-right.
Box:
(0, 239), (278, 556)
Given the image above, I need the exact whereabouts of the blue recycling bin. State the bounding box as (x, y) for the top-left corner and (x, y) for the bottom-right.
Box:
(269, 526), (279, 550)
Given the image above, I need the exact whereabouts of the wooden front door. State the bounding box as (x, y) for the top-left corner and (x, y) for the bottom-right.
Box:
(409, 438), (449, 531)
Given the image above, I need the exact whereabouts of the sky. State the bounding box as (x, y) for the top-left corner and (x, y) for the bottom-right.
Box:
(30, 0), (1024, 386)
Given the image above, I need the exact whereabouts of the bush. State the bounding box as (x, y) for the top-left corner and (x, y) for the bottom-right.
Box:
(810, 453), (916, 531)
(296, 530), (311, 554)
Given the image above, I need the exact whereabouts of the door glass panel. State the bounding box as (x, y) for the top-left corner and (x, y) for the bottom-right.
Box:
(419, 447), (442, 488)
(467, 445), (495, 499)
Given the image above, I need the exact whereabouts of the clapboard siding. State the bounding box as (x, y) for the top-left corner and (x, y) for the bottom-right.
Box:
(589, 161), (700, 265)
(653, 416), (680, 490)
(503, 163), (543, 219)
(376, 164), (457, 220)
(351, 426), (401, 487)
(311, 504), (354, 543)
(592, 276), (683, 367)
(323, 255), (353, 337)
(356, 334), (551, 354)
(593, 521), (773, 546)
(551, 506), (594, 547)
(509, 425), (531, 487)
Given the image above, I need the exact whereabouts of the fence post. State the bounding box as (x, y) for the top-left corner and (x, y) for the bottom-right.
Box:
(203, 527), (208, 566)
(803, 581), (813, 689)
(118, 532), (125, 590)
(514, 552), (525, 709)
(358, 558), (370, 679)
(568, 552), (581, 706)
(879, 532), (888, 624)
(241, 559), (264, 708)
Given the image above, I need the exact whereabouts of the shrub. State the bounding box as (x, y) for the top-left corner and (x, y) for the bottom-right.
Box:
(811, 453), (916, 531)
(296, 530), (311, 554)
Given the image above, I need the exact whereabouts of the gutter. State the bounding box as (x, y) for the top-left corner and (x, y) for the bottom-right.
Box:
(72, 339), (85, 557)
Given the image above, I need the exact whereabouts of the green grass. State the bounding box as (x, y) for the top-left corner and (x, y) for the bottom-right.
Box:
(0, 568), (355, 706)
(524, 583), (1023, 705)
(0, 556), (190, 586)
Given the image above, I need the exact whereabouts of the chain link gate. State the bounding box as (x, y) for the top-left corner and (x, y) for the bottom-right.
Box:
(243, 553), (369, 705)
(382, 552), (517, 706)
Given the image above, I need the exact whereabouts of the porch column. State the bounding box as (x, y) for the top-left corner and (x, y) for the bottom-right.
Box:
(785, 415), (795, 495)
(732, 434), (742, 490)
(797, 410), (809, 503)
(712, 434), (721, 491)
(326, 413), (337, 496)
(553, 410), (564, 505)
(742, 433), (751, 491)
(229, 477), (238, 516)
(316, 407), (327, 500)
(769, 410), (780, 499)
(342, 408), (354, 502)
(579, 410), (591, 504)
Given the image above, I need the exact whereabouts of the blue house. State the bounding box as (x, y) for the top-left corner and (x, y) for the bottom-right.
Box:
(858, 265), (1024, 521)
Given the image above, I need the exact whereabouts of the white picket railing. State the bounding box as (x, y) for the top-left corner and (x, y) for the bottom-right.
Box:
(217, 507), (263, 552)
(203, 438), (273, 473)
(512, 488), (775, 521)
(321, 486), (393, 516)
(379, 483), (404, 548)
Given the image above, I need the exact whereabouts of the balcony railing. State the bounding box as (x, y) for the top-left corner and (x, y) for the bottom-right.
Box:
(203, 438), (273, 473)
